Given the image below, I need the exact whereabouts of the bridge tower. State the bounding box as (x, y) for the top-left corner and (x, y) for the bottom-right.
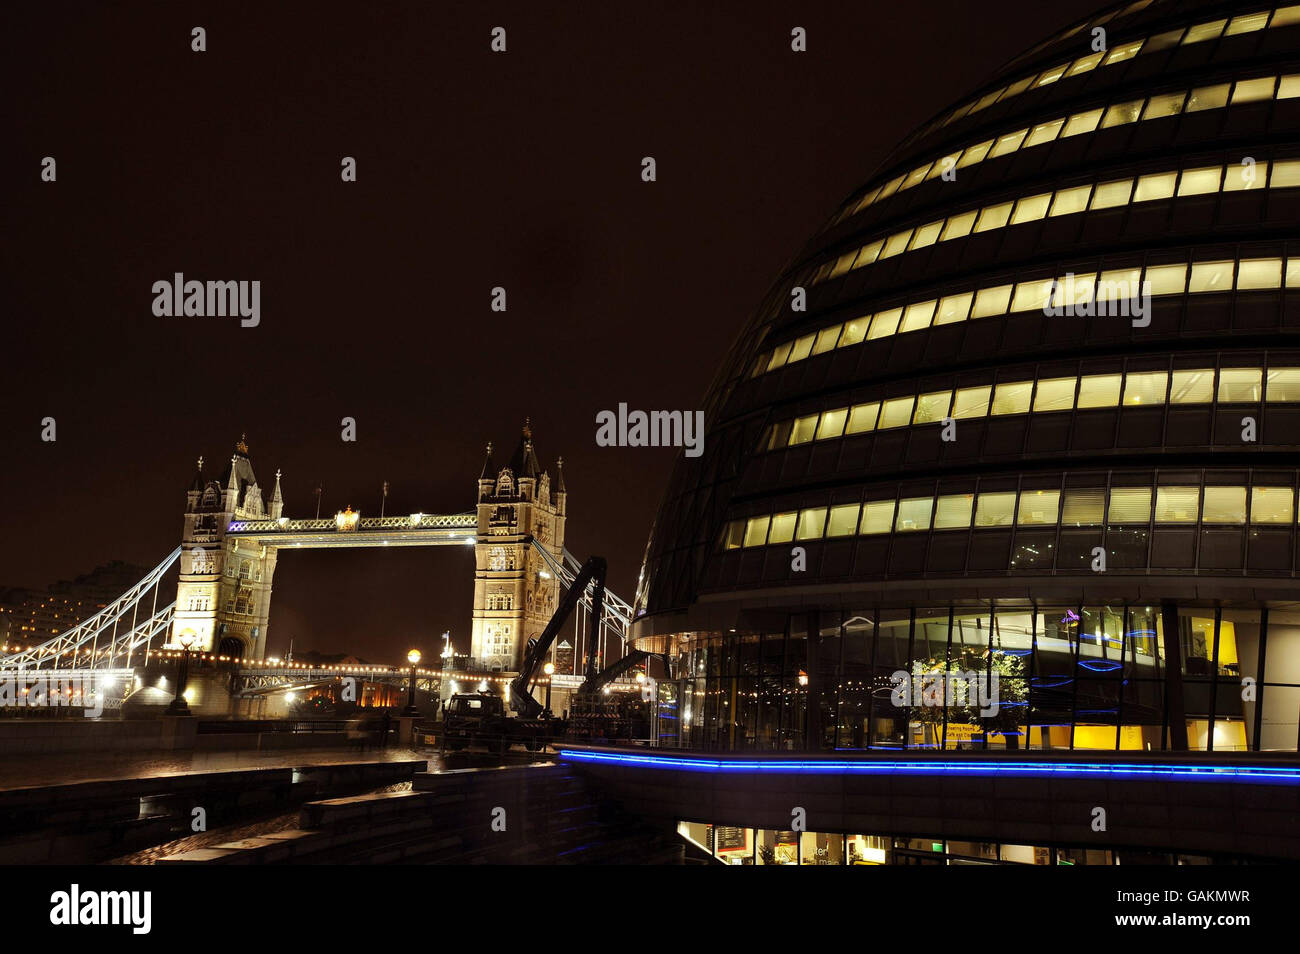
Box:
(170, 436), (280, 660)
(471, 420), (566, 673)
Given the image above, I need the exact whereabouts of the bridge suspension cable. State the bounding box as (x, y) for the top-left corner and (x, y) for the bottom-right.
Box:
(0, 548), (181, 671)
(529, 539), (634, 651)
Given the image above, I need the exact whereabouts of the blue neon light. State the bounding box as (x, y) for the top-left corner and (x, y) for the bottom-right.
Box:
(556, 750), (1300, 785)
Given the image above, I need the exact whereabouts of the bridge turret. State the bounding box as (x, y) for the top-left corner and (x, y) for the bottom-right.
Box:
(269, 469), (284, 520)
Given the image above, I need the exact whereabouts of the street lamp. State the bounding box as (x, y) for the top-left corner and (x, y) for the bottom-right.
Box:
(165, 633), (195, 715)
(403, 648), (422, 716)
(543, 661), (555, 717)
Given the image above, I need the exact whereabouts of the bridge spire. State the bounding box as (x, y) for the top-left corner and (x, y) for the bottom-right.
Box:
(270, 468), (284, 520)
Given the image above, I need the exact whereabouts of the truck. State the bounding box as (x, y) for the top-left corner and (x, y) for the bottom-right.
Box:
(441, 691), (561, 752)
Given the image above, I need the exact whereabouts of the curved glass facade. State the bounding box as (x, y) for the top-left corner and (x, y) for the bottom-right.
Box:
(633, 0), (1300, 755)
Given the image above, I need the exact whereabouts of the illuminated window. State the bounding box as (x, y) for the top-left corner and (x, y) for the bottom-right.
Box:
(1033, 63), (1069, 88)
(956, 140), (994, 169)
(868, 308), (902, 339)
(1236, 258), (1283, 289)
(934, 495), (974, 529)
(971, 285), (1012, 318)
(988, 129), (1028, 158)
(1144, 264), (1187, 296)
(1108, 488), (1151, 523)
(991, 381), (1033, 415)
(974, 202), (1013, 232)
(1061, 108), (1103, 137)
(788, 334), (815, 363)
(900, 300), (937, 333)
(826, 504), (861, 537)
(1010, 193), (1051, 224)
(974, 492), (1017, 527)
(879, 397), (915, 429)
(913, 390), (952, 424)
(1143, 28), (1184, 52)
(1017, 490), (1060, 525)
(816, 407), (848, 439)
(1076, 374), (1121, 409)
(934, 292), (973, 324)
(854, 240), (884, 268)
(789, 414), (819, 445)
(1170, 370), (1215, 403)
(880, 230), (912, 259)
(1123, 371), (1168, 405)
(1274, 5), (1300, 28)
(1101, 99), (1143, 127)
(811, 325), (842, 355)
(1177, 166), (1223, 196)
(895, 498), (933, 532)
(768, 512), (797, 544)
(1024, 118), (1065, 148)
(1089, 178), (1133, 209)
(951, 386), (992, 419)
(1011, 280), (1053, 313)
(1185, 83), (1231, 112)
(743, 516), (770, 547)
(840, 319), (869, 346)
(1188, 260), (1233, 292)
(1226, 11), (1269, 35)
(1266, 368), (1300, 402)
(1033, 377), (1076, 412)
(1049, 185), (1091, 216)
(1250, 487), (1294, 524)
(722, 522), (744, 550)
(1218, 369), (1262, 402)
(941, 211), (978, 241)
(909, 220), (944, 250)
(1155, 487), (1200, 523)
(1223, 160), (1267, 191)
(1142, 91), (1186, 119)
(1280, 75), (1300, 99)
(1062, 490), (1105, 525)
(1133, 172), (1177, 202)
(845, 402), (880, 434)
(860, 500), (895, 535)
(1103, 39), (1143, 63)
(1202, 487), (1247, 524)
(1232, 76), (1276, 104)
(1181, 19), (1226, 45)
(796, 508), (827, 540)
(1271, 160), (1300, 188)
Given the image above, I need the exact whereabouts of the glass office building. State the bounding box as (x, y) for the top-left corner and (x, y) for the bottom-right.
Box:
(632, 0), (1300, 754)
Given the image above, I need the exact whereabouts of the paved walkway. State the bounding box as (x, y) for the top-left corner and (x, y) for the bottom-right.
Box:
(0, 745), (437, 791)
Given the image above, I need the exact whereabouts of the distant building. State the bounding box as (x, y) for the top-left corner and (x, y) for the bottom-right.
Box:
(0, 561), (147, 648)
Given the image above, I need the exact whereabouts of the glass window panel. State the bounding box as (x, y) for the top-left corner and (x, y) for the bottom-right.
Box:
(975, 492), (1017, 527)
(909, 220), (944, 250)
(811, 325), (842, 355)
(743, 515), (771, 547)
(846, 402), (880, 434)
(1033, 63), (1069, 88)
(1002, 77), (1034, 99)
(1155, 487), (1200, 523)
(1218, 368), (1262, 402)
(1061, 108), (1103, 137)
(974, 202), (1013, 232)
(1101, 99), (1144, 128)
(913, 390), (952, 424)
(1033, 377), (1077, 412)
(1232, 77), (1276, 104)
(1250, 487), (1294, 524)
(1177, 166), (1223, 196)
(1108, 488), (1152, 523)
(988, 129), (1028, 158)
(934, 494), (974, 529)
(829, 251), (857, 278)
(840, 318), (868, 347)
(816, 407), (848, 440)
(1017, 490), (1060, 525)
(1123, 371), (1168, 405)
(1142, 29), (1184, 53)
(925, 155), (960, 181)
(956, 140), (993, 168)
(1134, 172), (1176, 201)
(880, 230), (913, 259)
(1266, 368), (1300, 402)
(1077, 374), (1122, 408)
(970, 284), (1012, 318)
(1279, 75), (1300, 99)
(1225, 12), (1269, 35)
(1142, 91), (1186, 119)
(826, 504), (861, 537)
(767, 342), (792, 371)
(1289, 258), (1300, 287)
(789, 414), (819, 445)
(1055, 271), (1097, 309)
(902, 164), (932, 189)
(1223, 159), (1266, 191)
(1089, 178), (1133, 209)
(1170, 370), (1214, 403)
(1063, 490), (1105, 525)
(1024, 118), (1065, 148)
(1270, 160), (1300, 188)
(1185, 83), (1231, 112)
(991, 381), (1033, 415)
(940, 210), (978, 240)
(900, 300), (937, 333)
(934, 292), (974, 325)
(1181, 19), (1226, 44)
(1202, 487), (1247, 524)
(1236, 258), (1283, 289)
(854, 240), (884, 268)
(876, 175), (904, 201)
(1274, 6), (1300, 28)
(1011, 279), (1054, 313)
(768, 512), (797, 544)
(895, 497), (933, 532)
(723, 521), (744, 549)
(860, 500), (894, 535)
(1010, 193), (1051, 224)
(1097, 268), (1143, 307)
(1189, 261), (1233, 293)
(788, 334), (815, 362)
(879, 396), (915, 429)
(1102, 39), (1143, 64)
(1144, 263), (1187, 296)
(951, 386), (991, 419)
(1049, 185), (1091, 216)
(796, 507), (827, 540)
(868, 308), (902, 339)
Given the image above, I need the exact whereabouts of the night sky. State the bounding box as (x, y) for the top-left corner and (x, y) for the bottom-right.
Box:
(2, 1), (1098, 663)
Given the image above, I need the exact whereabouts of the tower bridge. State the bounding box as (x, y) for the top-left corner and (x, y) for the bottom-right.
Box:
(0, 423), (634, 712)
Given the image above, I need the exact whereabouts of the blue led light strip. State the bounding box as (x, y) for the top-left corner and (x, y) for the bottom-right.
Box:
(557, 749), (1300, 784)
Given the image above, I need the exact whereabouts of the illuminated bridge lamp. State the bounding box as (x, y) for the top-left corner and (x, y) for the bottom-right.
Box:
(403, 648), (422, 716)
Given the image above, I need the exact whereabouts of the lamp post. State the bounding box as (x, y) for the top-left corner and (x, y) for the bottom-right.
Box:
(404, 648), (422, 716)
(165, 633), (195, 715)
(543, 661), (555, 717)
